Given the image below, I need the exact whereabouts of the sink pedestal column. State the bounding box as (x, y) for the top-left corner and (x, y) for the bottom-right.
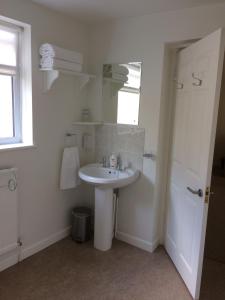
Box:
(94, 188), (114, 251)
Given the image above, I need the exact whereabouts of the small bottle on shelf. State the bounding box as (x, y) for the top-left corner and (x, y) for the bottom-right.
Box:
(81, 108), (90, 122)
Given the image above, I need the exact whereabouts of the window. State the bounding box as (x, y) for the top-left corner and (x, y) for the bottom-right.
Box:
(117, 88), (140, 125)
(0, 17), (32, 148)
(0, 24), (21, 144)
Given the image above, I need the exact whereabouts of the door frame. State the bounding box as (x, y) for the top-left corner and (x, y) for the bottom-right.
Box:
(157, 32), (225, 298)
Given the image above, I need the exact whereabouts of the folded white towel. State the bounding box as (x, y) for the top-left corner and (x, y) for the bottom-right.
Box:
(60, 147), (80, 190)
(40, 57), (82, 72)
(111, 73), (128, 82)
(40, 43), (83, 65)
(104, 72), (128, 82)
(103, 64), (129, 76)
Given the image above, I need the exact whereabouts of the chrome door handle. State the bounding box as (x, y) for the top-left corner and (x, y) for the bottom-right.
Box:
(187, 187), (203, 197)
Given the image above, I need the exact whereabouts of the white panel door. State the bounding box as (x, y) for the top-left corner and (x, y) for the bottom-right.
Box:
(165, 29), (225, 299)
(0, 169), (18, 256)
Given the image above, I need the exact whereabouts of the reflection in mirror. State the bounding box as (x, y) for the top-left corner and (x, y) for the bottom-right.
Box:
(102, 62), (142, 125)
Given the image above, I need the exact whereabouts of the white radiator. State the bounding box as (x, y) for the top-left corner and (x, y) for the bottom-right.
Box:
(0, 168), (19, 256)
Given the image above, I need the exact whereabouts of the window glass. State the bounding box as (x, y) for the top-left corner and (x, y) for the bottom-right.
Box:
(117, 90), (139, 125)
(0, 75), (14, 138)
(0, 28), (17, 66)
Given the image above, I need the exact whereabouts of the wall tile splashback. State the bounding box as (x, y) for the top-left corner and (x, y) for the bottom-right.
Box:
(95, 124), (145, 171)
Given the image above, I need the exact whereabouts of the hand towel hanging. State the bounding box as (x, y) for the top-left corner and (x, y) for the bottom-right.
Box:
(60, 147), (81, 190)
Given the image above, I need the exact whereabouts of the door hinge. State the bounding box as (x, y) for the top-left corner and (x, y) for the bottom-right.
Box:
(205, 187), (210, 204)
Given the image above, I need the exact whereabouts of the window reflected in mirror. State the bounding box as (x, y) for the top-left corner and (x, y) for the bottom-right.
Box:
(102, 62), (142, 125)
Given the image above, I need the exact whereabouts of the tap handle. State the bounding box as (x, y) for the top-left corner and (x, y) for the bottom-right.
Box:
(102, 156), (107, 167)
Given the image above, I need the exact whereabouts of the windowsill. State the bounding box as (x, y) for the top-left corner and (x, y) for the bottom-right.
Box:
(0, 143), (36, 152)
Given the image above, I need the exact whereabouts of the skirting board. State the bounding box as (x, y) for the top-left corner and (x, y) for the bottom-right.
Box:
(0, 253), (19, 272)
(20, 226), (71, 261)
(0, 227), (71, 272)
(116, 231), (159, 253)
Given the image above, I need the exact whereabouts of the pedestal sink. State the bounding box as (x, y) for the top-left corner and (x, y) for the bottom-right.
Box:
(78, 163), (139, 251)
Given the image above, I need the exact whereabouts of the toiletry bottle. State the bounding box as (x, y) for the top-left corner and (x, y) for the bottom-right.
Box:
(109, 153), (117, 169)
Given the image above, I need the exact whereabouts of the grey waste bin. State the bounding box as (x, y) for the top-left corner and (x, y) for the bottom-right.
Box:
(72, 207), (92, 243)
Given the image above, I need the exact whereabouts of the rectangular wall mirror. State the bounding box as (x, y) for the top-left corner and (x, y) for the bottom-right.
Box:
(102, 62), (142, 125)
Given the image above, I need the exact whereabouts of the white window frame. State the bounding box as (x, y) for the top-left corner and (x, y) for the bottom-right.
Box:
(0, 16), (33, 150)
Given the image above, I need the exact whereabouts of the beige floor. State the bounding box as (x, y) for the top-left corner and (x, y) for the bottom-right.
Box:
(0, 238), (223, 300)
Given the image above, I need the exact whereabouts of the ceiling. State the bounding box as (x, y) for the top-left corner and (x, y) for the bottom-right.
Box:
(32, 0), (225, 23)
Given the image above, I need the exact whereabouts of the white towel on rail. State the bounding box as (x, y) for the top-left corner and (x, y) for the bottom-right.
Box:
(60, 147), (80, 190)
(39, 43), (83, 64)
(40, 57), (82, 72)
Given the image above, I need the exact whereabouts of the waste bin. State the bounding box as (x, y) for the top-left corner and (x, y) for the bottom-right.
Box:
(72, 207), (92, 243)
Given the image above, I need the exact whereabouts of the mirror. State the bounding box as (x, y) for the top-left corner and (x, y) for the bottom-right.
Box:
(102, 62), (142, 125)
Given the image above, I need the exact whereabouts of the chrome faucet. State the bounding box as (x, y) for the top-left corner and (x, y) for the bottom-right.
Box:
(117, 155), (123, 171)
(102, 156), (107, 168)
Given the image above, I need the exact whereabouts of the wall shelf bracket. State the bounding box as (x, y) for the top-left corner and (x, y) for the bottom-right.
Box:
(40, 69), (96, 92)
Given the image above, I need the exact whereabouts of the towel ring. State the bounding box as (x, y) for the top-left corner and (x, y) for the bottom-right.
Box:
(65, 133), (78, 147)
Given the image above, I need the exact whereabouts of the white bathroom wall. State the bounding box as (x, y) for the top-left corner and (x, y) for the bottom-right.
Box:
(0, 0), (91, 266)
(88, 3), (225, 250)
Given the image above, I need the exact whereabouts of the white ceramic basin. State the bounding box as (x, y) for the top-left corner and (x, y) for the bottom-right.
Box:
(79, 163), (139, 189)
(78, 163), (139, 251)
